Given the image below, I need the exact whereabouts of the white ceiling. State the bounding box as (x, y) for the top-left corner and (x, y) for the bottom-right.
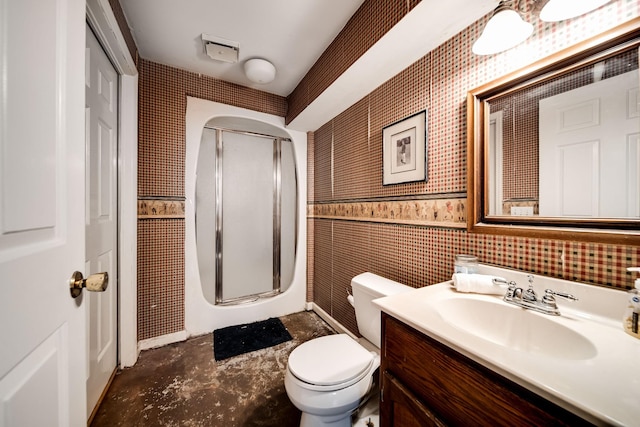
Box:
(120, 0), (366, 97)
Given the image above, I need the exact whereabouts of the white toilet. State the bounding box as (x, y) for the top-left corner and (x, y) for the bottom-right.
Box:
(285, 272), (412, 427)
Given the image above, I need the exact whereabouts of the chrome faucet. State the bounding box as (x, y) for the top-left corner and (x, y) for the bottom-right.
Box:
(539, 289), (579, 315)
(500, 275), (578, 316)
(522, 275), (537, 303)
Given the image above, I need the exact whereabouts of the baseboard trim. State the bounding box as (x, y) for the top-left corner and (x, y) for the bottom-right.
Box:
(307, 303), (358, 340)
(138, 330), (188, 351)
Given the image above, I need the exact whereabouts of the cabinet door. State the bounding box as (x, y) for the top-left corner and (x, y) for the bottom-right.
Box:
(381, 314), (592, 427)
(381, 371), (445, 427)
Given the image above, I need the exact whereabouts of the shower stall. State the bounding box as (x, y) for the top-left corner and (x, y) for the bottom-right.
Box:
(185, 97), (306, 336)
(196, 123), (297, 305)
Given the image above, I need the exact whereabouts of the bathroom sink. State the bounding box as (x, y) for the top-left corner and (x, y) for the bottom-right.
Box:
(434, 298), (597, 360)
(373, 264), (639, 426)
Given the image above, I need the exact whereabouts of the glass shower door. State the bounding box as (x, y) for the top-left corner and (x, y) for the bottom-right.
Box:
(218, 130), (277, 302)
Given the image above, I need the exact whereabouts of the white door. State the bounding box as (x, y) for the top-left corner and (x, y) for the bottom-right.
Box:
(539, 70), (640, 217)
(0, 0), (87, 426)
(85, 25), (118, 418)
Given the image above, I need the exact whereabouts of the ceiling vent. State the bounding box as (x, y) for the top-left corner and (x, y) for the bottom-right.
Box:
(202, 34), (239, 63)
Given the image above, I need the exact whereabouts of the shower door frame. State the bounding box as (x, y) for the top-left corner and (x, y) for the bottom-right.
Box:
(213, 127), (287, 305)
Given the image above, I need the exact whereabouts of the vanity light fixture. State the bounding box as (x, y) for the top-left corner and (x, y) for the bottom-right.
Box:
(244, 58), (276, 84)
(539, 0), (612, 22)
(472, 1), (533, 56)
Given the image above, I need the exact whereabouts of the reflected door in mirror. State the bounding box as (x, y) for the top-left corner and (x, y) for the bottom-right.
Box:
(539, 70), (640, 218)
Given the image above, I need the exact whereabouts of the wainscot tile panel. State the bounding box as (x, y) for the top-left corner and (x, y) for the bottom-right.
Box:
(306, 219), (315, 302)
(137, 219), (185, 341)
(332, 221), (371, 333)
(307, 1), (640, 337)
(313, 220), (333, 316)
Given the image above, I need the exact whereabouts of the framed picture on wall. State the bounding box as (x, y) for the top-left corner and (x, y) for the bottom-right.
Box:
(382, 110), (428, 185)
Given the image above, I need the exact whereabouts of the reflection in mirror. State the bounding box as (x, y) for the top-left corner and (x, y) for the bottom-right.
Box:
(467, 19), (640, 243)
(487, 45), (639, 219)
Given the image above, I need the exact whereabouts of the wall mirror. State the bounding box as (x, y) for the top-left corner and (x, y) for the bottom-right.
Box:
(467, 18), (640, 244)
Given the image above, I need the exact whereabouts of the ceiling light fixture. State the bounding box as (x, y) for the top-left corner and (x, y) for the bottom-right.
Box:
(539, 0), (612, 22)
(244, 58), (276, 84)
(472, 1), (533, 56)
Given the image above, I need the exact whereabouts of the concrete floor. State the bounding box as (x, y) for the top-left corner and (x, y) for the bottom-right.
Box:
(91, 311), (336, 427)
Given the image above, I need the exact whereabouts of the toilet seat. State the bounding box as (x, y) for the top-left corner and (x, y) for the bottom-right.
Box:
(288, 334), (374, 392)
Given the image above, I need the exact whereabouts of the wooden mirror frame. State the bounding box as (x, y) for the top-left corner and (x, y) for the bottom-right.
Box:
(467, 18), (640, 245)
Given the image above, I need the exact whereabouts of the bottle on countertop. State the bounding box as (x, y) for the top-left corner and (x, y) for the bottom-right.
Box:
(623, 267), (640, 339)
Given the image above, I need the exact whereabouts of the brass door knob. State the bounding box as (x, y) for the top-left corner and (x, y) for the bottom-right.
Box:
(69, 271), (108, 298)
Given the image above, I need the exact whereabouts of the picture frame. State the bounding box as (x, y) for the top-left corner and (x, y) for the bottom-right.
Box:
(382, 110), (428, 185)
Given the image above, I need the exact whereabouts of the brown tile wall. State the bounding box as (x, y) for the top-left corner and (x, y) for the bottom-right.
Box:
(137, 220), (185, 340)
(306, 219), (315, 303)
(370, 56), (432, 197)
(134, 0), (639, 341)
(137, 59), (287, 341)
(313, 221), (333, 315)
(313, 121), (333, 202)
(138, 60), (286, 198)
(307, 1), (640, 336)
(286, 0), (422, 125)
(334, 98), (370, 199)
(306, 132), (315, 302)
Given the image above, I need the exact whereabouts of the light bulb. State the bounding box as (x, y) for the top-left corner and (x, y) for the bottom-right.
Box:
(472, 7), (533, 55)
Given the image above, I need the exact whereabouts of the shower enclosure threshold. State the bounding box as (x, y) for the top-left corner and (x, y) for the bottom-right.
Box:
(216, 290), (281, 306)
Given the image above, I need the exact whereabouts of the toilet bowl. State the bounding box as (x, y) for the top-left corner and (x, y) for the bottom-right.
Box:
(285, 273), (412, 427)
(285, 334), (378, 426)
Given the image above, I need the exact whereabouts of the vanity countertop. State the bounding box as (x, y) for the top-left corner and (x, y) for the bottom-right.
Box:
(374, 265), (640, 426)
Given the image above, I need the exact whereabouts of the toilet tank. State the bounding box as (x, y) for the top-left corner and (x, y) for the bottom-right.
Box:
(351, 272), (413, 348)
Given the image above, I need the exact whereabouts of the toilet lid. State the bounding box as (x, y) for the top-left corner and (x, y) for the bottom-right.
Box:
(288, 334), (374, 387)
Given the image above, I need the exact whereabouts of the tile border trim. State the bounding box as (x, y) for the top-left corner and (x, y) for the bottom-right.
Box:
(138, 199), (185, 219)
(308, 198), (467, 228)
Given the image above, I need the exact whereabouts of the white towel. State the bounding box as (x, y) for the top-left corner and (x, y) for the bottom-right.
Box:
(451, 273), (506, 295)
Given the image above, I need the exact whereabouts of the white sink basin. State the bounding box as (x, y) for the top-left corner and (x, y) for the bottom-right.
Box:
(435, 298), (597, 360)
(373, 264), (639, 427)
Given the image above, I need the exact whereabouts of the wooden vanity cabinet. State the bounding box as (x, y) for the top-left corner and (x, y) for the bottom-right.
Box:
(380, 313), (592, 427)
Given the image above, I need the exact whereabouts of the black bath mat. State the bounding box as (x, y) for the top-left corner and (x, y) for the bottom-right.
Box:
(213, 317), (292, 361)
